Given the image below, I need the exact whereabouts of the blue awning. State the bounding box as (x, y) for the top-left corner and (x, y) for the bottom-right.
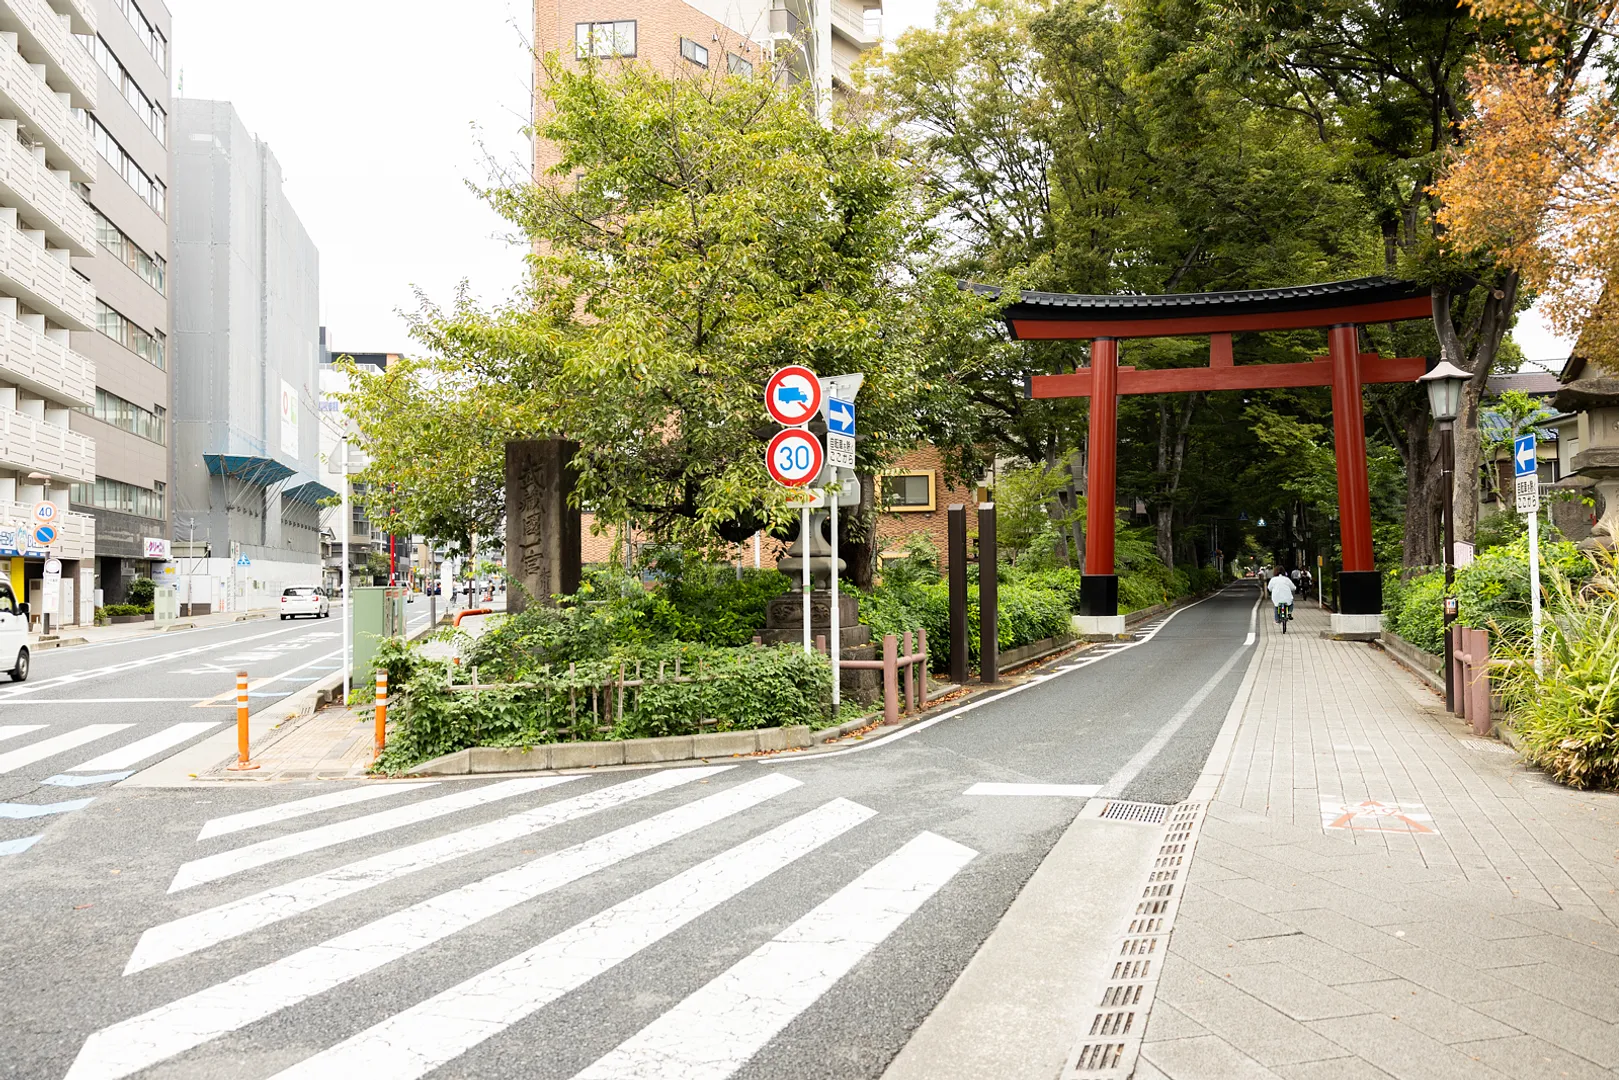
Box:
(203, 454), (295, 486)
(282, 480), (338, 505)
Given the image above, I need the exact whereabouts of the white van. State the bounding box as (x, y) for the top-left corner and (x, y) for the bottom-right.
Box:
(0, 581), (30, 681)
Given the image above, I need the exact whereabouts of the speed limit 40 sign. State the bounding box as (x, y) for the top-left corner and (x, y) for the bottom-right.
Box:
(766, 428), (823, 487)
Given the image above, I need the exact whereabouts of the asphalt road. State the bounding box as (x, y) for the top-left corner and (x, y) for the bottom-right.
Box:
(0, 587), (1260, 1080)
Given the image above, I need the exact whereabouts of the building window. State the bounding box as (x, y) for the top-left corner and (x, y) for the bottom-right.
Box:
(93, 207), (164, 294)
(69, 476), (165, 519)
(727, 52), (752, 77)
(881, 472), (936, 511)
(79, 35), (166, 144)
(95, 300), (165, 370)
(680, 37), (709, 67)
(90, 118), (165, 217)
(75, 388), (165, 444)
(575, 20), (636, 58)
(107, 0), (166, 71)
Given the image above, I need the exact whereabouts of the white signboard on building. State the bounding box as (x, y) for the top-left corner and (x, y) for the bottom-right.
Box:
(280, 379), (300, 456)
(144, 537), (169, 559)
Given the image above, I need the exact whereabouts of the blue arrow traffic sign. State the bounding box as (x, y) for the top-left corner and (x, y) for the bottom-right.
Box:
(1514, 434), (1537, 477)
(827, 398), (856, 436)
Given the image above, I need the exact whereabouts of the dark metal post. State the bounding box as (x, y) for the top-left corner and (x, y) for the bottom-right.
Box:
(947, 504), (968, 685)
(1440, 420), (1456, 712)
(979, 502), (998, 684)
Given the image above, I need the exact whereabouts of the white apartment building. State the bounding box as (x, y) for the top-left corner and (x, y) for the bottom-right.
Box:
(0, 0), (104, 626)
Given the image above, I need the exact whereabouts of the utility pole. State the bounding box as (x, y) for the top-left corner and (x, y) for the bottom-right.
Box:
(341, 435), (351, 706)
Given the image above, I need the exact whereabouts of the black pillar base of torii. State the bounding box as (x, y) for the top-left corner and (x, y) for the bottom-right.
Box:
(969, 275), (1430, 635)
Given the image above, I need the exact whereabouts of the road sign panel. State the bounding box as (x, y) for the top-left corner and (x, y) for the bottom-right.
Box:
(1515, 474), (1539, 513)
(32, 501), (56, 524)
(1513, 434), (1537, 477)
(32, 524), (55, 547)
(826, 431), (855, 469)
(826, 398), (856, 436)
(764, 366), (821, 427)
(766, 428), (824, 487)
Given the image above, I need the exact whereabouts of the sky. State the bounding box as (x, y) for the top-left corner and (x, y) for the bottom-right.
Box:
(166, 0), (1570, 366)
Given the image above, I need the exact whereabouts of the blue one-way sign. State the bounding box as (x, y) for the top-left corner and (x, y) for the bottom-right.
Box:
(827, 398), (856, 436)
(1514, 434), (1537, 477)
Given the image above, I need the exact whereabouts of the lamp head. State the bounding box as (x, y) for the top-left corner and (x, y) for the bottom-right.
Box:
(1418, 361), (1470, 422)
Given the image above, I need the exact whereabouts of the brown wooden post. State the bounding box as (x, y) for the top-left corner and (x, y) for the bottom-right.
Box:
(882, 632), (899, 725)
(1451, 633), (1467, 718)
(979, 502), (998, 684)
(948, 504), (968, 684)
(902, 630), (915, 713)
(1469, 628), (1492, 735)
(917, 627), (929, 709)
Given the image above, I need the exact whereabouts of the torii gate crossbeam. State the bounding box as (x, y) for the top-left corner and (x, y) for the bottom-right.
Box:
(968, 277), (1433, 635)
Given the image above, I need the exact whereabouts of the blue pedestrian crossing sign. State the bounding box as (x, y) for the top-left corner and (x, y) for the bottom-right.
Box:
(1513, 434), (1537, 477)
(827, 398), (856, 436)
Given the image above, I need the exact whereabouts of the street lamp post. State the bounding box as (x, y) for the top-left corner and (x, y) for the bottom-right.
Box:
(1420, 362), (1469, 713)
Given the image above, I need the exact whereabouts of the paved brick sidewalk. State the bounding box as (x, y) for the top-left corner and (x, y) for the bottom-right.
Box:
(1139, 602), (1619, 1080)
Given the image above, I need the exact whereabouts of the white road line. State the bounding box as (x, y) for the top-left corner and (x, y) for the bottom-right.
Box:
(1244, 590), (1260, 646)
(42, 772), (131, 787)
(191, 649), (345, 708)
(269, 797), (875, 1080)
(168, 777), (570, 892)
(0, 835), (40, 855)
(0, 624), (316, 700)
(0, 797), (94, 818)
(66, 773), (802, 1080)
(127, 766), (734, 974)
(792, 592), (1228, 763)
(1095, 640), (1251, 798)
(0, 699), (207, 705)
(574, 831), (974, 1080)
(196, 784), (438, 841)
(0, 725), (131, 774)
(70, 723), (221, 772)
(0, 724), (44, 742)
(963, 782), (1100, 798)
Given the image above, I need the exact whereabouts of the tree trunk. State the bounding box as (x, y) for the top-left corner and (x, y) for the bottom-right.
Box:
(840, 474), (879, 591)
(1069, 450), (1086, 569)
(1153, 395), (1198, 570)
(1431, 276), (1520, 545)
(1401, 409), (1443, 569)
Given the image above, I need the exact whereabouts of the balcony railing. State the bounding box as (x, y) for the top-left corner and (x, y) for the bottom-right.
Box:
(44, 0), (93, 37)
(0, 496), (90, 558)
(0, 118), (92, 252)
(830, 0), (879, 44)
(0, 406), (93, 483)
(0, 311), (90, 405)
(0, 215), (93, 328)
(4, 0), (97, 106)
(768, 5), (802, 38)
(0, 30), (94, 180)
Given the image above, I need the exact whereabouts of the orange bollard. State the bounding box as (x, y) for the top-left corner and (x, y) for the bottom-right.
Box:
(226, 670), (259, 771)
(374, 670), (388, 760)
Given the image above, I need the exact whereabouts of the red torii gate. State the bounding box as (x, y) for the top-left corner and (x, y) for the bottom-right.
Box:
(970, 277), (1432, 631)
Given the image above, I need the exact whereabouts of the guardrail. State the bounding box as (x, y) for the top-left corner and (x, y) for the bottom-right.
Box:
(840, 629), (928, 726)
(1451, 627), (1492, 735)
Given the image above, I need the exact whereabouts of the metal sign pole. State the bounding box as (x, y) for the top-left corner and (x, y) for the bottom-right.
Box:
(341, 435), (351, 705)
(1528, 501), (1544, 676)
(830, 482), (840, 711)
(801, 506), (811, 655)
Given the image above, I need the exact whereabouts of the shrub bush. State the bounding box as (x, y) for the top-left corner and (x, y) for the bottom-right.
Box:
(100, 602), (148, 617)
(125, 577), (156, 606)
(1495, 551), (1619, 789)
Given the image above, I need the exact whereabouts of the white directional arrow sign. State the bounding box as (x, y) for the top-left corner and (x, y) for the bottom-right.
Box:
(1514, 433), (1536, 477)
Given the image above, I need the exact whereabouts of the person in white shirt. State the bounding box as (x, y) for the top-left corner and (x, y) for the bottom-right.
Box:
(1267, 568), (1296, 624)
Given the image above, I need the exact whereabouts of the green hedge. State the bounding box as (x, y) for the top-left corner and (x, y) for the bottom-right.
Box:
(373, 640), (831, 773)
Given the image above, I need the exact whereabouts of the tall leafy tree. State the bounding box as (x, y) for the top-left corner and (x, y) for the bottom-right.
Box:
(340, 57), (990, 568)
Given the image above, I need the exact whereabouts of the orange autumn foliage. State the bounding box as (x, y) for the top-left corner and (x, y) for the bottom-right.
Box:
(1435, 0), (1619, 368)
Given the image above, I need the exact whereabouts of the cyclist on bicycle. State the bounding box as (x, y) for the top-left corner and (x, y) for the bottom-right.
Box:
(1267, 566), (1296, 630)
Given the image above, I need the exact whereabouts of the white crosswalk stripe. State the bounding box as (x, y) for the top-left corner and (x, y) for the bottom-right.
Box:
(167, 776), (572, 891)
(125, 765), (733, 973)
(573, 831), (976, 1080)
(269, 797), (876, 1080)
(196, 782), (438, 840)
(68, 773), (801, 1080)
(0, 724), (44, 743)
(69, 722), (220, 772)
(69, 767), (980, 1080)
(0, 724), (131, 774)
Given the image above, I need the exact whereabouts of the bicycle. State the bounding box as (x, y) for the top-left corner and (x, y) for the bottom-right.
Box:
(1274, 601), (1293, 633)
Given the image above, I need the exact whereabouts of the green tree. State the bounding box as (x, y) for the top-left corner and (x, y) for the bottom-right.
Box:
(340, 57), (991, 567)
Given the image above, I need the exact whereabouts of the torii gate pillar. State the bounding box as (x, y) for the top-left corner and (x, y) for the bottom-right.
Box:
(1078, 337), (1123, 633)
(1328, 324), (1382, 630)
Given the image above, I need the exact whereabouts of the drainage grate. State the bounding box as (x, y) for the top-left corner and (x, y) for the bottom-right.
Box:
(1099, 801), (1169, 825)
(1064, 800), (1206, 1078)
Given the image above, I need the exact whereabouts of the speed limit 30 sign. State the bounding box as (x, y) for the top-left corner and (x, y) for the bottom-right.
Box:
(766, 428), (823, 487)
